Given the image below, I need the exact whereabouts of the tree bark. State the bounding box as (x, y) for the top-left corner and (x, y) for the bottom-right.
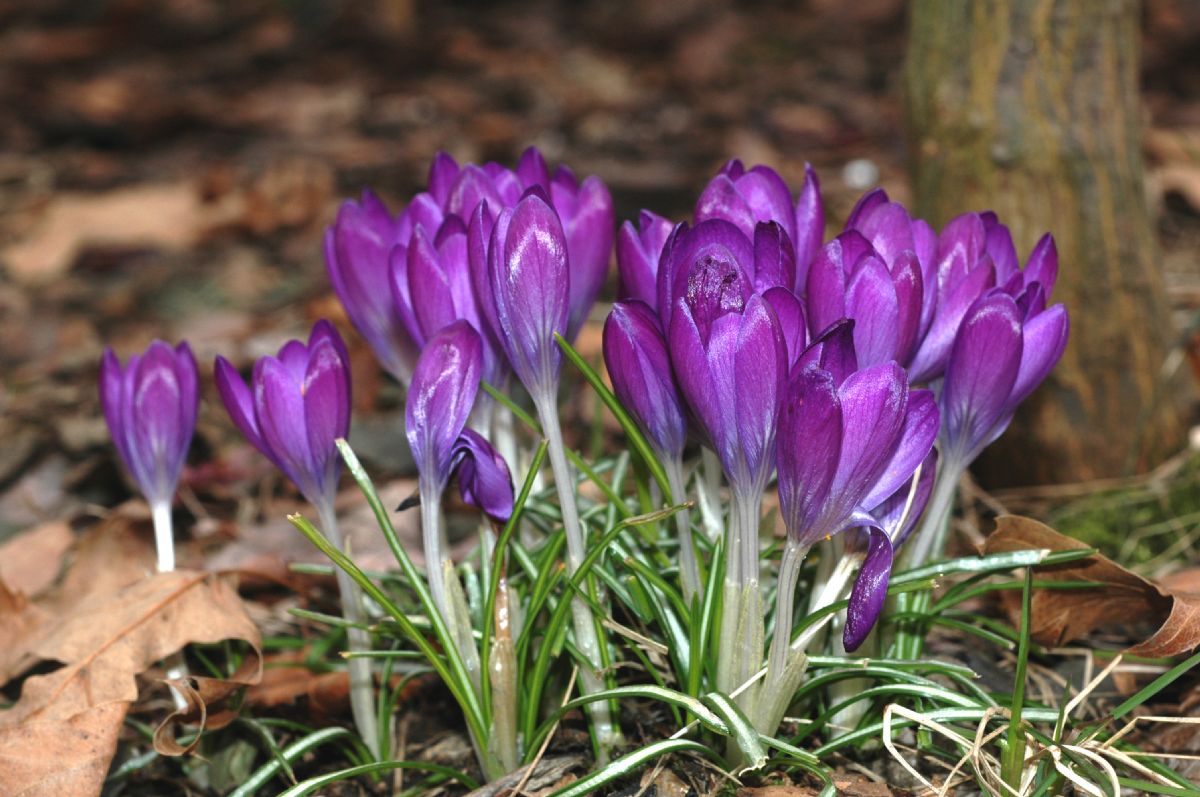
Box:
(905, 0), (1187, 484)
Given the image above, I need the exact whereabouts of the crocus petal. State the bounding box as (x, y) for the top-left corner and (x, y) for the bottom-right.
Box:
(870, 448), (938, 547)
(935, 212), (987, 292)
(326, 196), (415, 382)
(941, 293), (1023, 465)
(452, 428), (514, 522)
(844, 188), (888, 231)
(734, 294), (787, 486)
(805, 236), (850, 337)
(603, 301), (688, 459)
(427, 151), (460, 206)
(695, 174), (756, 239)
(860, 388), (938, 510)
(1008, 304), (1069, 408)
(891, 250), (924, 365)
(131, 344), (183, 498)
(983, 213), (1019, 285)
(468, 202), (503, 345)
(445, 164), (505, 220)
(254, 356), (320, 500)
(406, 321), (483, 490)
(907, 258), (996, 384)
(795, 318), (858, 386)
(856, 202), (915, 269)
(1024, 233), (1058, 297)
(832, 363), (909, 508)
(752, 221), (797, 294)
(793, 163), (823, 291)
(560, 175), (614, 341)
(516, 146), (551, 189)
(777, 366), (843, 545)
(100, 349), (133, 479)
(844, 528), (893, 651)
(407, 226), (457, 340)
(215, 355), (265, 453)
(616, 211), (672, 308)
(845, 254), (900, 367)
(490, 194), (570, 397)
(762, 286), (807, 369)
(658, 219), (754, 331)
(302, 326), (352, 497)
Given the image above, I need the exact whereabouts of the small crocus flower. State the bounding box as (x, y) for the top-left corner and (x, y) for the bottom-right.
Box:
(214, 320), (351, 510)
(407, 321), (513, 616)
(603, 301), (688, 463)
(100, 340), (198, 575)
(694, 159), (824, 292)
(325, 191), (423, 384)
(100, 340), (199, 510)
(406, 321), (513, 521)
(604, 300), (698, 596)
(215, 320), (382, 755)
(616, 210), (675, 309)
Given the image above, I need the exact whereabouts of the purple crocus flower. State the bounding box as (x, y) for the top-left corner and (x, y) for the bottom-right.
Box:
(214, 320), (351, 510)
(616, 210), (675, 309)
(806, 231), (924, 368)
(406, 320), (513, 522)
(516, 148), (615, 341)
(667, 243), (787, 500)
(776, 357), (938, 650)
(603, 301), (687, 463)
(325, 191), (423, 384)
(472, 192), (571, 403)
(100, 340), (199, 508)
(939, 291), (1069, 469)
(695, 159), (824, 292)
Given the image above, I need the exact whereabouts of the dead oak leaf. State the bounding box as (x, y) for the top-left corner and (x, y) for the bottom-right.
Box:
(983, 515), (1200, 656)
(0, 569), (261, 726)
(0, 701), (127, 797)
(0, 520), (74, 598)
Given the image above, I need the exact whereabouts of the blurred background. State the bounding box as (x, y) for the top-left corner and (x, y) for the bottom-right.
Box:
(2, 0), (1200, 555)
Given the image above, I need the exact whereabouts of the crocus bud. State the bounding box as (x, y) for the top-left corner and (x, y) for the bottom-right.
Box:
(603, 301), (688, 462)
(405, 320), (513, 520)
(215, 320), (351, 509)
(100, 341), (199, 507)
(478, 192), (571, 402)
(325, 191), (422, 384)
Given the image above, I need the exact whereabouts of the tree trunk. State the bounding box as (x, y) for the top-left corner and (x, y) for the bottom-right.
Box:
(905, 0), (1187, 484)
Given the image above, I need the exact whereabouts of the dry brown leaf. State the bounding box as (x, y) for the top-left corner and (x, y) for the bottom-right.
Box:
(0, 701), (127, 797)
(154, 666), (263, 755)
(0, 569), (261, 726)
(982, 515), (1200, 656)
(0, 581), (50, 682)
(0, 520), (74, 597)
(0, 183), (239, 285)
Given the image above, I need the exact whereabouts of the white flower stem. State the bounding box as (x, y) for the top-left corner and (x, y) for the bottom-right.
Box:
(901, 460), (961, 571)
(535, 394), (621, 761)
(420, 482), (450, 620)
(319, 503), (381, 760)
(151, 499), (187, 710)
(664, 458), (699, 602)
(152, 500), (176, 573)
(697, 448), (724, 542)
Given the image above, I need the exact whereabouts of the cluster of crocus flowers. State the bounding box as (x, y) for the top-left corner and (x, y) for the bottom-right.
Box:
(100, 146), (1069, 774)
